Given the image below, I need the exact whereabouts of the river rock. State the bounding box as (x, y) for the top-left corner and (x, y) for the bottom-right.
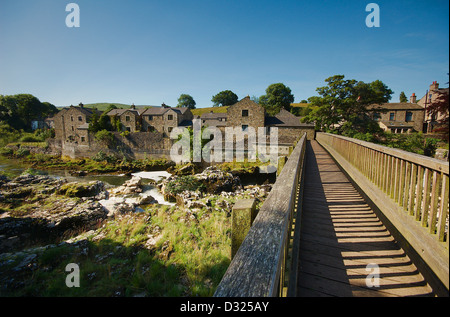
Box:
(110, 176), (143, 196)
(194, 166), (242, 194)
(0, 198), (108, 253)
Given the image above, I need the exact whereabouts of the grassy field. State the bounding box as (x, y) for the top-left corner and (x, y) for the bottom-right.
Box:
(191, 106), (228, 116)
(83, 103), (132, 111)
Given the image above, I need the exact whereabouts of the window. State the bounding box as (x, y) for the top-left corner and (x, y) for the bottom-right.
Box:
(168, 127), (173, 133)
(125, 116), (130, 122)
(78, 116), (83, 122)
(147, 115), (153, 121)
(71, 116), (74, 122)
(405, 112), (413, 122)
(81, 136), (86, 142)
(71, 126), (74, 131)
(242, 125), (248, 132)
(242, 110), (249, 117)
(126, 127), (131, 132)
(373, 113), (381, 121)
(389, 112), (395, 121)
(168, 115), (173, 121)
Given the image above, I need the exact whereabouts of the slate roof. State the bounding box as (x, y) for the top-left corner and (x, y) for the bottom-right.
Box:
(107, 108), (143, 116)
(141, 106), (189, 116)
(266, 109), (314, 127)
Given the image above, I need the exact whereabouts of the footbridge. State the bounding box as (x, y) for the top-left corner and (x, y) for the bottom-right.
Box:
(214, 132), (449, 297)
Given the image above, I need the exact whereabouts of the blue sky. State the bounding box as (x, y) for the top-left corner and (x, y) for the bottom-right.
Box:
(0, 0), (448, 108)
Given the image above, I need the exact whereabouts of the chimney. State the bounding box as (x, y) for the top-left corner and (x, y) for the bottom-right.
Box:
(410, 93), (417, 103)
(430, 81), (439, 91)
(131, 103), (136, 110)
(79, 102), (84, 108)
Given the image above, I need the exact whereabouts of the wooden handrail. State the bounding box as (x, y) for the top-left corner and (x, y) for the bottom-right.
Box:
(214, 133), (307, 297)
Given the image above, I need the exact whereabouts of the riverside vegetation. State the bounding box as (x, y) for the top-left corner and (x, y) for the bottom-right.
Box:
(0, 144), (272, 296)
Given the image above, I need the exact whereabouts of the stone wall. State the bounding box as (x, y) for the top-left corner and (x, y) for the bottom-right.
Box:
(51, 131), (172, 160)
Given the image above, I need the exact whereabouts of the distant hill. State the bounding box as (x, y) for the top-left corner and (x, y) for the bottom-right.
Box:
(83, 103), (132, 111)
(58, 103), (229, 115)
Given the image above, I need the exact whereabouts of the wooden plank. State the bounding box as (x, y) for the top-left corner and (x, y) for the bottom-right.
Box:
(429, 171), (441, 234)
(421, 168), (432, 227)
(415, 166), (425, 221)
(408, 163), (418, 215)
(437, 174), (449, 242)
(403, 161), (412, 211)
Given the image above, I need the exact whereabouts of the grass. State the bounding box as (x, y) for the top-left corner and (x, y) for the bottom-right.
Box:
(0, 199), (234, 297)
(81, 103), (132, 111)
(191, 106), (228, 116)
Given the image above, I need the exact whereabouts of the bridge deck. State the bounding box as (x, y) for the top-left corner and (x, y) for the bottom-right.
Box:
(296, 140), (435, 297)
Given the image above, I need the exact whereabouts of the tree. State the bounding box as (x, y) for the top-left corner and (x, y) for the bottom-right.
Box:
(211, 90), (238, 107)
(0, 94), (58, 130)
(427, 91), (449, 140)
(177, 94), (196, 109)
(399, 91), (408, 103)
(259, 83), (294, 116)
(301, 75), (393, 134)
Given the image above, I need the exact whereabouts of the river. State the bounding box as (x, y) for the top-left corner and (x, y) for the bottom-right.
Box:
(0, 157), (174, 206)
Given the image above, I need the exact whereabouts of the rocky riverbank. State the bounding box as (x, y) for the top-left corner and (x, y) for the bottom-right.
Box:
(0, 166), (272, 296)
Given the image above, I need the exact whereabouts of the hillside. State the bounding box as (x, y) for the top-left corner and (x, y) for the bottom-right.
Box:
(191, 106), (228, 116)
(83, 103), (132, 111)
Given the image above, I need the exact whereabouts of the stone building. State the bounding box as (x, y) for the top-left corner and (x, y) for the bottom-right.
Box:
(416, 81), (449, 133)
(265, 108), (316, 142)
(107, 105), (143, 133)
(368, 101), (425, 133)
(50, 98), (314, 159)
(141, 104), (193, 135)
(53, 103), (101, 145)
(200, 96), (315, 142)
(226, 96), (266, 131)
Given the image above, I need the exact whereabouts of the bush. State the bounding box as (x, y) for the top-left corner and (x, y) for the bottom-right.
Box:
(164, 176), (205, 196)
(91, 150), (117, 163)
(15, 147), (30, 158)
(120, 130), (130, 137)
(0, 147), (14, 156)
(20, 135), (42, 143)
(95, 130), (115, 147)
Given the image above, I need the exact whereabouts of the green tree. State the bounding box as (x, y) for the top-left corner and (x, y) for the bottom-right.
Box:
(399, 91), (408, 103)
(0, 94), (58, 130)
(302, 75), (393, 134)
(95, 129), (115, 147)
(177, 94), (196, 109)
(88, 111), (101, 133)
(211, 90), (238, 107)
(259, 83), (294, 116)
